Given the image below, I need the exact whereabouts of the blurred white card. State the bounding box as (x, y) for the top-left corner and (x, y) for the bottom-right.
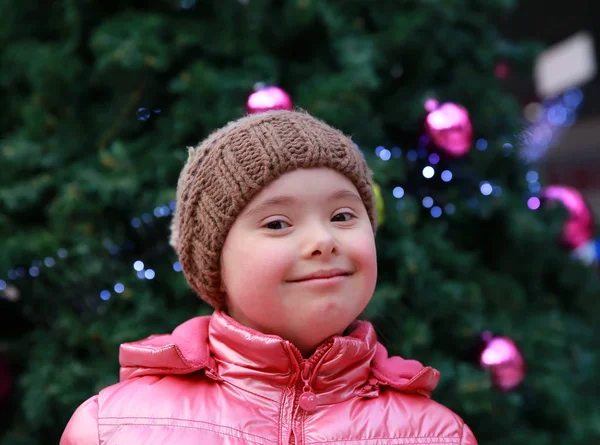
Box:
(534, 31), (597, 98)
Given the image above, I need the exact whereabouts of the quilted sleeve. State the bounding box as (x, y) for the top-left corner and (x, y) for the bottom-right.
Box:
(461, 422), (478, 445)
(60, 396), (100, 445)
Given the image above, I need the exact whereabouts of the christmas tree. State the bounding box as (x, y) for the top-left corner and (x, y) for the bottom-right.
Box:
(1, 1), (599, 444)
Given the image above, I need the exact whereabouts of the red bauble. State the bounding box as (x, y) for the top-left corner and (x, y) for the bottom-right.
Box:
(480, 332), (526, 391)
(425, 100), (473, 157)
(247, 86), (293, 114)
(542, 185), (594, 250)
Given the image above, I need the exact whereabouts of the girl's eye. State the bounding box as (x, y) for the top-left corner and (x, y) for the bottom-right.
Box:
(265, 220), (290, 230)
(332, 212), (354, 222)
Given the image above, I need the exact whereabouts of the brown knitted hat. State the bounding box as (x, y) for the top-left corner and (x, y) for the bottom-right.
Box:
(170, 109), (377, 309)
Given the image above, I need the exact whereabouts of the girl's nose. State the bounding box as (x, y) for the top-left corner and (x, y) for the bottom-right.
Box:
(302, 226), (338, 259)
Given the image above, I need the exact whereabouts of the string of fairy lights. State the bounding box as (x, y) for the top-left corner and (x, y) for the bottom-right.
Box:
(0, 88), (585, 304)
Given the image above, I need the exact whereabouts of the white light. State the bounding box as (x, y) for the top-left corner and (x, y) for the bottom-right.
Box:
(441, 170), (453, 182)
(133, 261), (144, 271)
(534, 31), (597, 99)
(145, 269), (156, 280)
(114, 283), (125, 293)
(480, 182), (493, 196)
(422, 166), (435, 179)
(422, 196), (434, 208)
(393, 187), (405, 199)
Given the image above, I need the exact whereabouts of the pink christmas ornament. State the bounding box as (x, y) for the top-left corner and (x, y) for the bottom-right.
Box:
(247, 86), (293, 114)
(480, 332), (526, 391)
(425, 101), (473, 157)
(542, 185), (594, 250)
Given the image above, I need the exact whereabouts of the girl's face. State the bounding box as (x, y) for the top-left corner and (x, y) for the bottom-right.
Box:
(221, 168), (377, 357)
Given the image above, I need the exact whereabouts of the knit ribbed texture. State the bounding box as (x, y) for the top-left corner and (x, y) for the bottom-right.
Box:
(170, 110), (377, 309)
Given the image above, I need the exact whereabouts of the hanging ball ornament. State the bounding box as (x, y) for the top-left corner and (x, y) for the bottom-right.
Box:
(480, 332), (526, 391)
(247, 86), (293, 114)
(373, 183), (385, 225)
(424, 99), (473, 158)
(542, 185), (594, 251)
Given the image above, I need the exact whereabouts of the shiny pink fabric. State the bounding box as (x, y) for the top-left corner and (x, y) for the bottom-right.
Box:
(61, 310), (477, 444)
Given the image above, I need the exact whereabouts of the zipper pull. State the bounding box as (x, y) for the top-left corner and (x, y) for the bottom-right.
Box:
(298, 362), (318, 412)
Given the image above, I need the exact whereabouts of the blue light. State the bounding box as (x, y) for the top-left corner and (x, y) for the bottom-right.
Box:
(170, 201), (176, 211)
(173, 262), (182, 272)
(547, 105), (568, 126)
(441, 170), (453, 182)
(131, 217), (142, 228)
(145, 269), (156, 280)
(431, 206), (442, 218)
(563, 88), (583, 108)
(428, 153), (440, 164)
(393, 187), (405, 198)
(375, 146), (385, 156)
(100, 290), (111, 301)
(392, 147), (402, 158)
(407, 150), (418, 161)
(0, 280), (6, 291)
(44, 257), (55, 267)
(476, 139), (488, 151)
(526, 171), (539, 183)
(422, 196), (434, 208)
(114, 283), (125, 293)
(379, 149), (391, 161)
(29, 267), (40, 277)
(480, 182), (493, 196)
(444, 203), (456, 215)
(57, 248), (68, 259)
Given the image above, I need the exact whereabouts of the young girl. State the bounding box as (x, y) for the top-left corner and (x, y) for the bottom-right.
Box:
(61, 110), (477, 445)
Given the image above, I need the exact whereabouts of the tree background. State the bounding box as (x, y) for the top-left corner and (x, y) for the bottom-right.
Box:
(1, 1), (599, 444)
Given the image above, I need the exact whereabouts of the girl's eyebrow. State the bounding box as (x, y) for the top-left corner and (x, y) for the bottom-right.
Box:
(243, 189), (362, 217)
